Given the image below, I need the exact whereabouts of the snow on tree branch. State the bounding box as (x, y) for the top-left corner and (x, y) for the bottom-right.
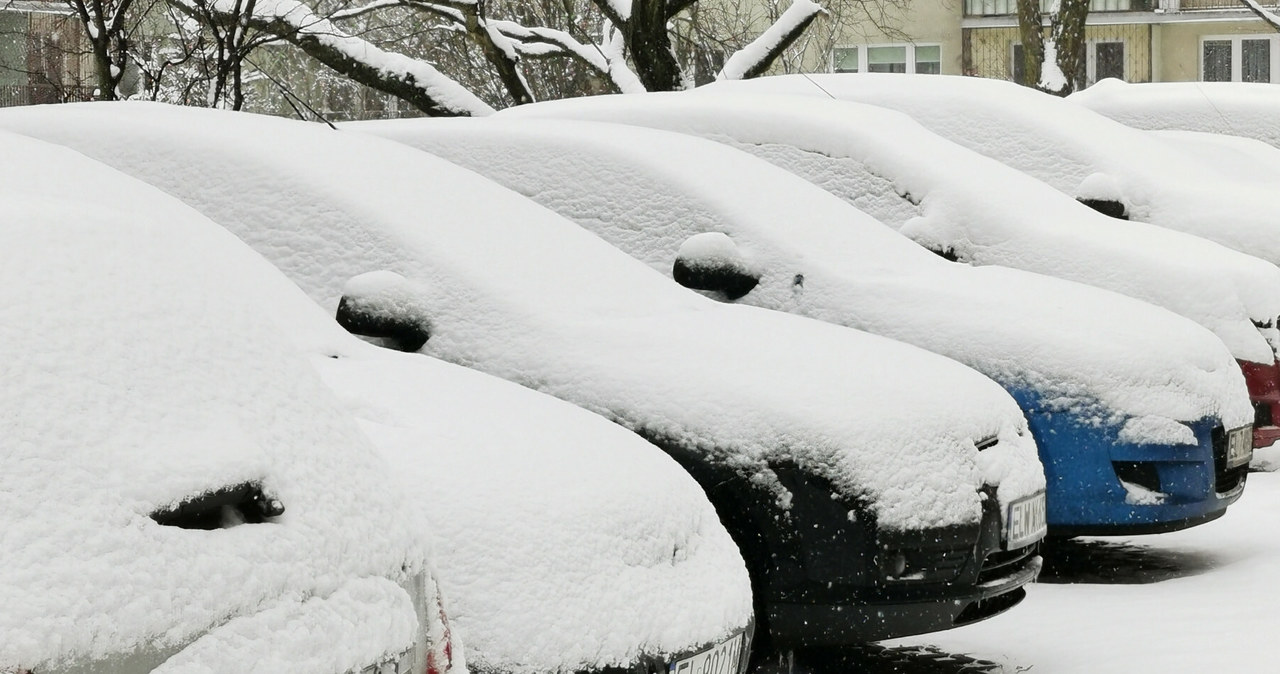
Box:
(717, 0), (824, 81)
(1242, 0), (1280, 28)
(168, 0), (494, 115)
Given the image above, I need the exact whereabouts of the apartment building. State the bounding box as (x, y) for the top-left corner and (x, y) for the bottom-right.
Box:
(820, 0), (1280, 85)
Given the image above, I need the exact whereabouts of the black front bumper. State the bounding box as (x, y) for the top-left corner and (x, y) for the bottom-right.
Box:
(765, 553), (1041, 646)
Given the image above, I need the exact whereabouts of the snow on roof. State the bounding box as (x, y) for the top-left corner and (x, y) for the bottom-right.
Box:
(0, 127), (752, 673)
(497, 87), (1280, 366)
(0, 101), (1038, 533)
(0, 131), (427, 670)
(698, 73), (1280, 271)
(361, 116), (1252, 439)
(1070, 79), (1280, 150)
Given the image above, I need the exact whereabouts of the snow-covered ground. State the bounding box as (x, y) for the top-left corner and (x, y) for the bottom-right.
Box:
(877, 469), (1280, 673)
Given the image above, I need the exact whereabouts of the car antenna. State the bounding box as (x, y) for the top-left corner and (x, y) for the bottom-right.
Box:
(245, 56), (339, 131)
(800, 72), (837, 100)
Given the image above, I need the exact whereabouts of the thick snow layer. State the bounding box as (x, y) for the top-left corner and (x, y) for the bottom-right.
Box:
(152, 578), (418, 674)
(0, 129), (755, 674)
(499, 87), (1280, 366)
(886, 471), (1280, 672)
(1071, 79), (1280, 149)
(0, 101), (1040, 533)
(315, 353), (752, 673)
(362, 116), (1251, 440)
(700, 73), (1280, 271)
(0, 132), (428, 671)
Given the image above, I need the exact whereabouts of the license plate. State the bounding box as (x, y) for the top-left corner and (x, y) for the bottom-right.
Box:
(1006, 492), (1047, 549)
(669, 632), (744, 674)
(1227, 425), (1252, 469)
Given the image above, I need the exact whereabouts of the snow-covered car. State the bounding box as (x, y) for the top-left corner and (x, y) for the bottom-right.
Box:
(0, 127), (757, 674)
(498, 87), (1280, 456)
(0, 102), (1048, 653)
(363, 115), (1255, 538)
(1070, 79), (1280, 151)
(0, 131), (456, 674)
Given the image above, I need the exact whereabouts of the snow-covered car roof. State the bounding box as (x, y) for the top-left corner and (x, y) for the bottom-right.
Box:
(697, 73), (1280, 271)
(0, 126), (753, 674)
(1070, 79), (1280, 150)
(0, 101), (1042, 533)
(0, 132), (433, 673)
(361, 117), (1252, 441)
(497, 87), (1280, 366)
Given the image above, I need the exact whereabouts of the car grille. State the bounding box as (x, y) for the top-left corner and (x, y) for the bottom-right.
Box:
(1212, 425), (1249, 494)
(1255, 400), (1274, 429)
(901, 545), (971, 583)
(976, 543), (1038, 585)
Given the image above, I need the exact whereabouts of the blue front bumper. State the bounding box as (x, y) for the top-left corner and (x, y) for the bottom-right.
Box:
(1010, 390), (1246, 536)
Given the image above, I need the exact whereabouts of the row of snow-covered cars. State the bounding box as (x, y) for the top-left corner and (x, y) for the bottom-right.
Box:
(3, 75), (1276, 674)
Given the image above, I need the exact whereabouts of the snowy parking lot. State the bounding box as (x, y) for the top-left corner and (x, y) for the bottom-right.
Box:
(840, 469), (1280, 673)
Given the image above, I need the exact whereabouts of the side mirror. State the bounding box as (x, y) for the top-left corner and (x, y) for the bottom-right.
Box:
(672, 232), (761, 300)
(1076, 173), (1129, 220)
(336, 271), (431, 352)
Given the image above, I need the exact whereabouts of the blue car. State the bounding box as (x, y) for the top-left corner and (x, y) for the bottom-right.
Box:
(369, 110), (1255, 537)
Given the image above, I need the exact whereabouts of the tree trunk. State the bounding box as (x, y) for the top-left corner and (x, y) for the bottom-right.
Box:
(625, 0), (684, 91)
(1014, 0), (1042, 88)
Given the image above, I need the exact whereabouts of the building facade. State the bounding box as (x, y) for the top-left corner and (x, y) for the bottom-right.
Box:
(818, 0), (1280, 85)
(0, 1), (93, 107)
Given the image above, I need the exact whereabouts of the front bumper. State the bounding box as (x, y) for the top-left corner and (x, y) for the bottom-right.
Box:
(1240, 359), (1280, 450)
(1024, 402), (1247, 535)
(764, 552), (1040, 646)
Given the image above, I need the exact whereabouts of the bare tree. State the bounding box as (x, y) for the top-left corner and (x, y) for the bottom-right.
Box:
(172, 0), (824, 116)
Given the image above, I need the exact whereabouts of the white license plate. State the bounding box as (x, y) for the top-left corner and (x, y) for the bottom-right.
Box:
(1006, 492), (1047, 549)
(669, 632), (744, 674)
(1227, 426), (1252, 469)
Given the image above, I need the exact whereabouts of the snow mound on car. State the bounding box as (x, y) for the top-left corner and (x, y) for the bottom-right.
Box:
(699, 73), (1280, 271)
(0, 133), (425, 670)
(1, 129), (755, 674)
(317, 352), (752, 673)
(365, 117), (1250, 437)
(499, 87), (1280, 367)
(1070, 79), (1280, 150)
(0, 101), (1035, 532)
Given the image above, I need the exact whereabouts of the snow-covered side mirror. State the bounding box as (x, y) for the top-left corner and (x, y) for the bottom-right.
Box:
(1076, 172), (1129, 220)
(336, 271), (432, 352)
(672, 232), (760, 301)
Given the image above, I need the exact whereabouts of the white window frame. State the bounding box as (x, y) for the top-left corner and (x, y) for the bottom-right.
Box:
(831, 43), (943, 75)
(1200, 34), (1280, 83)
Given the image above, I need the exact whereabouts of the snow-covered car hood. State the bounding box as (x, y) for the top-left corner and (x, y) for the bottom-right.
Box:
(0, 101), (1043, 532)
(358, 116), (1253, 440)
(1070, 79), (1280, 150)
(0, 133), (429, 673)
(696, 73), (1280, 273)
(495, 87), (1280, 368)
(0, 127), (753, 674)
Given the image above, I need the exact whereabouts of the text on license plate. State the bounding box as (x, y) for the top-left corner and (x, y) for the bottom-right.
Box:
(670, 632), (744, 674)
(1227, 426), (1252, 470)
(1006, 492), (1047, 549)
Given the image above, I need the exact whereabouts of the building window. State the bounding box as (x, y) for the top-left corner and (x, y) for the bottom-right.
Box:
(915, 45), (942, 74)
(868, 46), (907, 73)
(832, 44), (942, 75)
(833, 47), (859, 73)
(1243, 39), (1271, 83)
(1202, 35), (1278, 83)
(1092, 41), (1125, 83)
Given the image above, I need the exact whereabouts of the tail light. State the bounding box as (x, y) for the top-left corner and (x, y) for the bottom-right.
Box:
(425, 587), (455, 674)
